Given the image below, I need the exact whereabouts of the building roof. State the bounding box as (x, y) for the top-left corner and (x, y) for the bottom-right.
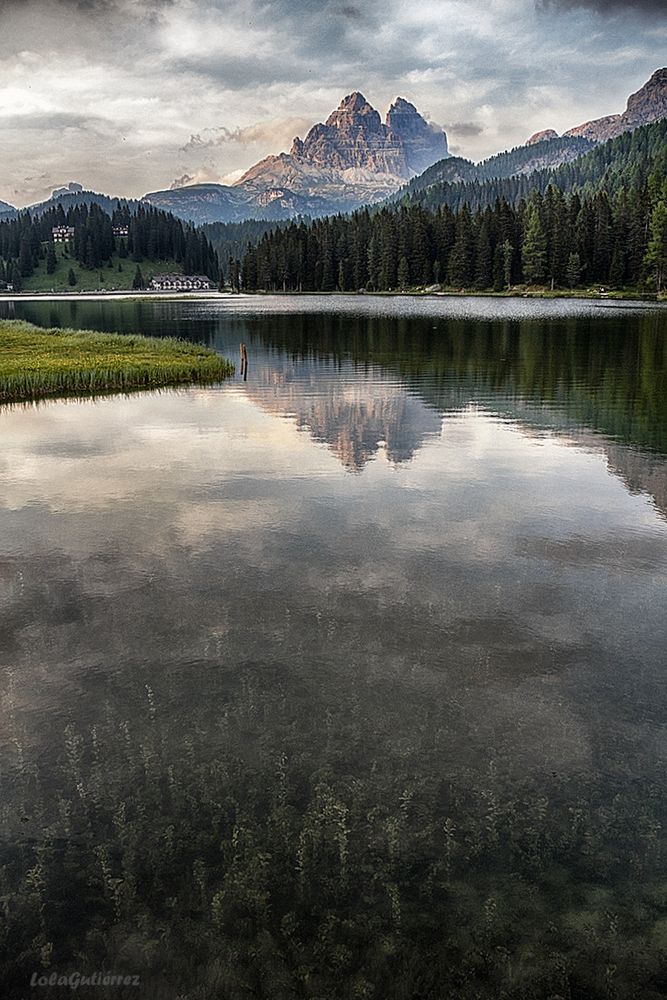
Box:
(151, 274), (212, 282)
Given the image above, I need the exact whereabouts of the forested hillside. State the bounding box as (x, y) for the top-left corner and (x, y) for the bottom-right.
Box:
(397, 135), (593, 202)
(401, 119), (667, 213)
(241, 177), (666, 297)
(0, 202), (219, 292)
(203, 219), (288, 276)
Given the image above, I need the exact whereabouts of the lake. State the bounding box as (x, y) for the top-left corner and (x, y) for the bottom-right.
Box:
(1, 295), (666, 999)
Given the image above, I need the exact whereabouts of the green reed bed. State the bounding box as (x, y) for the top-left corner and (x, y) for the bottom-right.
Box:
(0, 320), (234, 403)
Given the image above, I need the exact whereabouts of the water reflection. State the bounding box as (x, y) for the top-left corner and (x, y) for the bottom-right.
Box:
(0, 297), (666, 998)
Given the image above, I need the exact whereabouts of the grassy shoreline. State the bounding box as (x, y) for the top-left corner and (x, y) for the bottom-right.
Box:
(240, 286), (664, 302)
(0, 320), (234, 405)
(2, 286), (664, 304)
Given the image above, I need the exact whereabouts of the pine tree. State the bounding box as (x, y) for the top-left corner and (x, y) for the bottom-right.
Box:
(397, 256), (410, 290)
(132, 265), (145, 289)
(644, 200), (667, 293)
(19, 234), (34, 277)
(11, 262), (23, 292)
(46, 241), (57, 275)
(474, 219), (493, 289)
(337, 260), (346, 292)
(522, 205), (547, 285)
(566, 252), (582, 289)
(67, 267), (77, 286)
(502, 239), (513, 290)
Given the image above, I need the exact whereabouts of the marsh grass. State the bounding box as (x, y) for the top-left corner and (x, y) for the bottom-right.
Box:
(0, 320), (234, 404)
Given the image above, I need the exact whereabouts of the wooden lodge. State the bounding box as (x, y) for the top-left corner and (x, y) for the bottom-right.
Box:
(52, 226), (75, 243)
(150, 274), (214, 291)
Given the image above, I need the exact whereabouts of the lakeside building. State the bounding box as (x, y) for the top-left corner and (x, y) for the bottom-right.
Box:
(112, 226), (129, 237)
(52, 226), (75, 243)
(150, 274), (214, 291)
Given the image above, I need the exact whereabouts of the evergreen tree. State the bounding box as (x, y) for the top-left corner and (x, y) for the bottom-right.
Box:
(67, 268), (77, 286)
(10, 262), (23, 292)
(19, 234), (34, 277)
(644, 200), (667, 292)
(132, 265), (145, 289)
(46, 241), (57, 275)
(397, 256), (410, 290)
(566, 252), (582, 289)
(522, 205), (547, 285)
(337, 260), (346, 292)
(502, 239), (513, 290)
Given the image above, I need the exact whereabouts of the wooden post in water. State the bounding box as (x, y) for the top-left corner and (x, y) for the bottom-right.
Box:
(240, 342), (248, 380)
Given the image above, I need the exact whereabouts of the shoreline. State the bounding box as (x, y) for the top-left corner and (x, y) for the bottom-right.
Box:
(0, 288), (664, 305)
(0, 319), (234, 405)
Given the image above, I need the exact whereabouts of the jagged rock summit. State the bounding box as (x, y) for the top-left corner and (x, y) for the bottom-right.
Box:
(564, 67), (667, 143)
(237, 92), (448, 198)
(143, 91), (448, 223)
(525, 129), (559, 146)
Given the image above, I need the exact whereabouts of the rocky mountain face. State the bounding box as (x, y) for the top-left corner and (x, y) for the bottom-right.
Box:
(526, 67), (667, 146)
(146, 93), (448, 224)
(526, 129), (559, 146)
(237, 92), (447, 193)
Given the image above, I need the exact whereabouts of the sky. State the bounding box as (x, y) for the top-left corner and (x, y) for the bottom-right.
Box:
(0, 0), (665, 208)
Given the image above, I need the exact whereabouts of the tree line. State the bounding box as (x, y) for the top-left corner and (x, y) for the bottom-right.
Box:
(239, 179), (667, 294)
(0, 202), (219, 290)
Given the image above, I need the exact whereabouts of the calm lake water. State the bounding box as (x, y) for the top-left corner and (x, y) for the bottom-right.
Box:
(1, 296), (666, 999)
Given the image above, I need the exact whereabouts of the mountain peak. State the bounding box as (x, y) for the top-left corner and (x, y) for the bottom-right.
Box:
(385, 97), (448, 174)
(389, 97), (418, 115)
(564, 66), (667, 143)
(325, 92), (381, 131)
(525, 129), (559, 146)
(624, 66), (667, 123)
(336, 91), (371, 112)
(241, 92), (449, 190)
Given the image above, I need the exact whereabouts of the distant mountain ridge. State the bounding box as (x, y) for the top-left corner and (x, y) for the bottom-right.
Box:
(525, 67), (667, 145)
(149, 69), (665, 226)
(3, 67), (665, 228)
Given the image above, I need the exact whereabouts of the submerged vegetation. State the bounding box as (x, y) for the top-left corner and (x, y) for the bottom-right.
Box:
(0, 320), (234, 403)
(0, 660), (665, 999)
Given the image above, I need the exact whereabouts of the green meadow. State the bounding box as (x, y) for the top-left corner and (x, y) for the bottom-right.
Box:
(0, 319), (234, 403)
(17, 243), (187, 293)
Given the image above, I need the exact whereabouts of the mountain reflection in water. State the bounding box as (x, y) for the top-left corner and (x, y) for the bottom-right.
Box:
(0, 296), (665, 1000)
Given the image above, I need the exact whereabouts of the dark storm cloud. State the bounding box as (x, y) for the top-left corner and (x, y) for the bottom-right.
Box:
(0, 0), (174, 18)
(537, 0), (667, 14)
(446, 122), (485, 137)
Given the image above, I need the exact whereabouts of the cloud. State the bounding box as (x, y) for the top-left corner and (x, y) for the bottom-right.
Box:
(339, 4), (363, 18)
(0, 0), (665, 206)
(0, 0), (174, 12)
(169, 166), (221, 188)
(182, 117), (314, 152)
(537, 0), (667, 13)
(170, 173), (195, 189)
(445, 121), (485, 137)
